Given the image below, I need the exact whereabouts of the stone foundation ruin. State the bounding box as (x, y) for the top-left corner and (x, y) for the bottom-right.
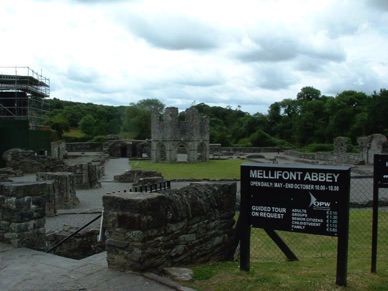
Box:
(285, 134), (387, 165)
(358, 134), (388, 164)
(0, 182), (47, 250)
(2, 148), (105, 189)
(151, 107), (209, 163)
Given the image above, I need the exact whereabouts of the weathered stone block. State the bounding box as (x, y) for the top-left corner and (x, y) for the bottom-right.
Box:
(106, 239), (128, 249)
(36, 172), (79, 209)
(0, 182), (48, 198)
(0, 181), (47, 249)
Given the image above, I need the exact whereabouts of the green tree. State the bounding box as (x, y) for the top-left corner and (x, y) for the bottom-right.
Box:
(296, 86), (321, 101)
(79, 114), (96, 137)
(366, 89), (388, 136)
(123, 99), (165, 139)
(45, 114), (70, 140)
(326, 90), (369, 141)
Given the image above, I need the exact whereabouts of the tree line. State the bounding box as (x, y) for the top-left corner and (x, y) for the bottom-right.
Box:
(43, 87), (388, 149)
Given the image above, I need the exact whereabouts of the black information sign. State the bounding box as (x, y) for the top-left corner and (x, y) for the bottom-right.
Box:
(242, 163), (350, 237)
(240, 162), (351, 286)
(374, 154), (388, 188)
(371, 154), (388, 273)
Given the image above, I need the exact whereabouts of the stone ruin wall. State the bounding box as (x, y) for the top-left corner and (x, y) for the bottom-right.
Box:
(66, 142), (104, 153)
(51, 141), (66, 159)
(0, 182), (47, 249)
(2, 149), (66, 173)
(2, 148), (105, 189)
(151, 107), (210, 163)
(36, 172), (80, 211)
(103, 182), (237, 273)
(0, 179), (99, 254)
(357, 134), (388, 164)
(285, 134), (387, 165)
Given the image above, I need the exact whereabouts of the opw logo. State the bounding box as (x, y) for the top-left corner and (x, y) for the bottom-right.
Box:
(309, 192), (331, 210)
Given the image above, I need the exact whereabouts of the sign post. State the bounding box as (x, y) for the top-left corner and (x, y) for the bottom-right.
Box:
(371, 154), (388, 273)
(240, 163), (350, 286)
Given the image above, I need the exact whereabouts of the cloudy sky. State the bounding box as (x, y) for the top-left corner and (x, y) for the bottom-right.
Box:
(1, 0), (387, 114)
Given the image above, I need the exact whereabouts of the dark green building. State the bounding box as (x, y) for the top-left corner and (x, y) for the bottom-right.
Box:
(0, 67), (51, 167)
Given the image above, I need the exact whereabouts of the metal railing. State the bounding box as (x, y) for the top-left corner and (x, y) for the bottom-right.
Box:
(46, 181), (171, 254)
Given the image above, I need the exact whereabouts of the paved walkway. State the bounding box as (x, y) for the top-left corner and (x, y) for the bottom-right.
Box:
(0, 243), (183, 291)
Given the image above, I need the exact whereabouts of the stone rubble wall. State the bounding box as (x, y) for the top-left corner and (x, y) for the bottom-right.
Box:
(2, 148), (105, 189)
(284, 150), (363, 165)
(65, 162), (103, 189)
(65, 142), (104, 152)
(284, 134), (387, 165)
(113, 169), (163, 184)
(2, 148), (66, 173)
(0, 182), (47, 250)
(358, 134), (388, 164)
(36, 172), (79, 210)
(103, 182), (237, 273)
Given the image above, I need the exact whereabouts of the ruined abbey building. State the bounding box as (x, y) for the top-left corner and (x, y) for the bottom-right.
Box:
(151, 107), (209, 163)
(0, 67), (51, 167)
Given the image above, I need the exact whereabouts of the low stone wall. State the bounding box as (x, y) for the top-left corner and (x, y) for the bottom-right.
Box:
(2, 148), (65, 173)
(65, 162), (103, 189)
(218, 147), (290, 155)
(66, 142), (104, 152)
(113, 169), (163, 184)
(284, 150), (363, 165)
(2, 148), (106, 190)
(0, 182), (47, 250)
(103, 182), (237, 273)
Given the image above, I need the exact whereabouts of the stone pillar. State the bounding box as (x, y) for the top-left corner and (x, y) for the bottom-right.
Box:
(36, 172), (79, 209)
(357, 134), (387, 164)
(0, 182), (46, 249)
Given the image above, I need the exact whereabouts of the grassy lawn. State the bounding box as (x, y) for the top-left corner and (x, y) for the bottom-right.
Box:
(63, 128), (86, 138)
(181, 210), (388, 291)
(130, 159), (388, 290)
(131, 159), (246, 179)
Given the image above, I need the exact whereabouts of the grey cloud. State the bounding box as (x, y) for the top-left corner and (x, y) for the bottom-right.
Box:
(123, 14), (219, 51)
(66, 66), (102, 84)
(236, 36), (298, 63)
(300, 45), (346, 63)
(63, 66), (126, 95)
(369, 0), (388, 11)
(254, 65), (298, 90)
(174, 71), (223, 87)
(294, 56), (326, 72)
(176, 78), (222, 87)
(234, 29), (345, 65)
(237, 45), (296, 63)
(325, 65), (384, 96)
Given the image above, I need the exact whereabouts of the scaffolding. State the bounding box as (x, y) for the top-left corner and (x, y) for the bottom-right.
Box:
(0, 66), (50, 127)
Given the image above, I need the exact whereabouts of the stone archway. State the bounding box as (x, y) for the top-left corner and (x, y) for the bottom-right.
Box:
(120, 144), (127, 157)
(177, 143), (188, 162)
